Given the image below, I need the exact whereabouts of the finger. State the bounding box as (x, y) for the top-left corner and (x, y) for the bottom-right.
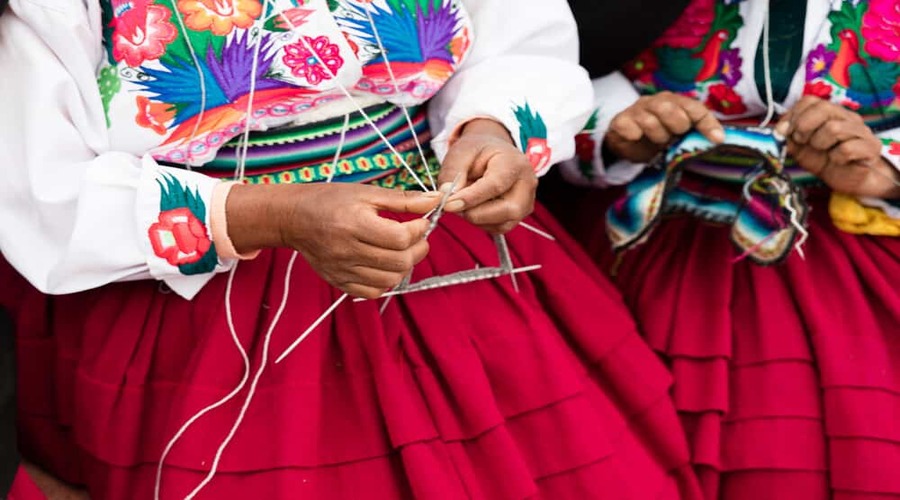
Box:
(367, 187), (442, 215)
(788, 102), (837, 145)
(774, 95), (822, 136)
(342, 283), (389, 300)
(828, 137), (879, 167)
(444, 153), (525, 213)
(678, 96), (725, 143)
(436, 136), (482, 189)
(463, 178), (535, 227)
(807, 118), (866, 151)
(341, 266), (408, 290)
(356, 216), (429, 250)
(648, 98), (694, 136)
(481, 221), (519, 235)
(633, 110), (671, 144)
(608, 113), (645, 142)
(791, 143), (829, 177)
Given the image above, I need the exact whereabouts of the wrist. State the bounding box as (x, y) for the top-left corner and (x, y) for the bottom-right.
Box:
(224, 183), (291, 255)
(459, 118), (514, 145)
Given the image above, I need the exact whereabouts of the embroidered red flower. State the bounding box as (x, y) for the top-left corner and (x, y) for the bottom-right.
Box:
(575, 133), (595, 163)
(623, 50), (659, 82)
(861, 0), (900, 63)
(841, 98), (861, 111)
(705, 83), (747, 115)
(525, 138), (552, 171)
(283, 36), (345, 86)
(803, 81), (833, 100)
(889, 141), (900, 156)
(148, 208), (212, 266)
(135, 96), (176, 135)
(111, 0), (178, 67)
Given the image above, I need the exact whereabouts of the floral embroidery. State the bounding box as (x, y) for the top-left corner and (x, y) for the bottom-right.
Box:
(513, 103), (551, 171)
(135, 96), (176, 135)
(719, 48), (742, 87)
(805, 44), (836, 80)
(177, 0), (262, 36)
(803, 81), (833, 100)
(861, 0), (900, 63)
(110, 0), (178, 67)
(148, 175), (217, 275)
(888, 141), (900, 156)
(658, 0), (717, 49)
(706, 83), (747, 115)
(623, 51), (658, 82)
(575, 110), (599, 180)
(283, 36), (345, 86)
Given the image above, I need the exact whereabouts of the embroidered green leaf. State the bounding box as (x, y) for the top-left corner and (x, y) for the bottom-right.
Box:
(156, 174), (217, 275)
(512, 102), (547, 152)
(583, 109), (600, 132)
(97, 66), (121, 128)
(99, 0), (117, 66)
(828, 1), (866, 46)
(700, 2), (742, 50)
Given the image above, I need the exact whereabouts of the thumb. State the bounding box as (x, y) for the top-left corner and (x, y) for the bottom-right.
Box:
(369, 188), (442, 215)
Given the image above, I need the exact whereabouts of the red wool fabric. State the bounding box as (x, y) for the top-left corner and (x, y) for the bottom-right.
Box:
(557, 187), (900, 500)
(1, 204), (702, 499)
(8, 467), (44, 500)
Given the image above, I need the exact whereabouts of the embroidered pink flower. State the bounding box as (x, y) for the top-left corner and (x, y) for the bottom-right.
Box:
(525, 138), (552, 171)
(135, 96), (176, 135)
(177, 0), (262, 36)
(805, 44), (836, 80)
(148, 208), (212, 266)
(283, 36), (344, 86)
(706, 83), (747, 115)
(111, 0), (178, 67)
(803, 81), (833, 100)
(657, 0), (716, 48)
(862, 0), (900, 63)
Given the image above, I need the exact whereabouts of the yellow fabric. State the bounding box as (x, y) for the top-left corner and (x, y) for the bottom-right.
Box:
(830, 193), (900, 236)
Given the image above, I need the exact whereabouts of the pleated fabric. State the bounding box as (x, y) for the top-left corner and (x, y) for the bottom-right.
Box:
(551, 183), (900, 500)
(2, 204), (701, 499)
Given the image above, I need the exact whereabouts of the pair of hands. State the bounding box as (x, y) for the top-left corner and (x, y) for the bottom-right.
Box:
(606, 92), (900, 199)
(226, 118), (537, 298)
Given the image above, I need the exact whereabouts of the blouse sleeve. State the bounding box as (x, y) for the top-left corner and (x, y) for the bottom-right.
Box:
(557, 72), (646, 187)
(0, 0), (231, 299)
(427, 0), (593, 176)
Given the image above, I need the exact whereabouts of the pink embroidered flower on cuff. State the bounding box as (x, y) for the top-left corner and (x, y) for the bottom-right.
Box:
(149, 208), (212, 266)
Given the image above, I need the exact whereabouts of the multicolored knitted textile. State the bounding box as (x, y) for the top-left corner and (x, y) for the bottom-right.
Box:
(607, 126), (810, 265)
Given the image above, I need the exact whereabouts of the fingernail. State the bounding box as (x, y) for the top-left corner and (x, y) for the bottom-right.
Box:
(710, 129), (725, 143)
(445, 199), (465, 212)
(440, 182), (454, 193)
(421, 191), (442, 198)
(774, 122), (789, 136)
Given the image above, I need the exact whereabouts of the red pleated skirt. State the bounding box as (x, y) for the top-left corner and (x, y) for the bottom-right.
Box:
(551, 184), (900, 500)
(2, 204), (701, 499)
(8, 466), (44, 500)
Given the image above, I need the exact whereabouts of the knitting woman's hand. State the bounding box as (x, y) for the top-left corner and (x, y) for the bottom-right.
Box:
(438, 118), (538, 234)
(776, 96), (900, 199)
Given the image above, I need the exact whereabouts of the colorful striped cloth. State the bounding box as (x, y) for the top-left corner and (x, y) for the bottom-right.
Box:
(186, 104), (438, 190)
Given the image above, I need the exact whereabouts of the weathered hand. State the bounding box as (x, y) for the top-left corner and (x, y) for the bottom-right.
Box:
(226, 183), (441, 299)
(438, 118), (538, 234)
(605, 91), (725, 162)
(775, 95), (900, 199)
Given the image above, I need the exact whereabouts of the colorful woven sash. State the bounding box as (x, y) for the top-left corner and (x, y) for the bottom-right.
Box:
(607, 126), (811, 265)
(182, 103), (438, 190)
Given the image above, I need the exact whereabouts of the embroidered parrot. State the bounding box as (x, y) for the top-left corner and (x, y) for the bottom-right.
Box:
(513, 103), (551, 171)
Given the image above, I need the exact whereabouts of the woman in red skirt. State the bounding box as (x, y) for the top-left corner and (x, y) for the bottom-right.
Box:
(560, 0), (900, 498)
(0, 0), (700, 498)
